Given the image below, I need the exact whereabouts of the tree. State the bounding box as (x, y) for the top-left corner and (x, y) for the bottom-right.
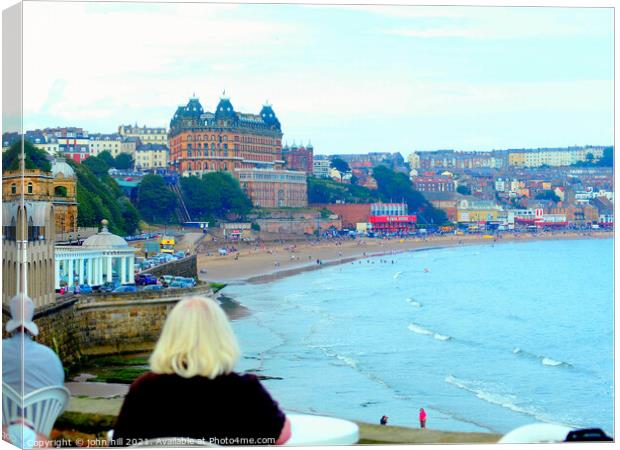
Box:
(307, 176), (381, 204)
(138, 174), (178, 224)
(82, 155), (110, 177)
(330, 157), (350, 174)
(372, 166), (448, 225)
(114, 153), (134, 170)
(598, 147), (613, 167)
(119, 197), (141, 234)
(66, 158), (138, 235)
(179, 172), (252, 220)
(2, 140), (51, 172)
(456, 185), (471, 195)
(535, 190), (561, 203)
(98, 150), (115, 168)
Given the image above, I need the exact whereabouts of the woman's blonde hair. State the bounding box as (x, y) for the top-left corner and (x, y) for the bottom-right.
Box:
(149, 296), (240, 379)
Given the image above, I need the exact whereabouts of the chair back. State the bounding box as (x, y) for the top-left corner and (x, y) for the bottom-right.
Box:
(2, 382), (71, 437)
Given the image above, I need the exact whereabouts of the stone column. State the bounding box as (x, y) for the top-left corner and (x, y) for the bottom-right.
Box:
(78, 258), (84, 285)
(54, 259), (60, 289)
(128, 255), (135, 283)
(98, 258), (104, 285)
(86, 257), (92, 285)
(67, 258), (74, 285)
(107, 256), (113, 283)
(121, 255), (127, 284)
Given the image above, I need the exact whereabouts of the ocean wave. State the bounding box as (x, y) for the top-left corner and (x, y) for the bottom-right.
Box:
(433, 333), (452, 341)
(512, 347), (571, 368)
(393, 271), (403, 280)
(406, 298), (422, 307)
(335, 354), (359, 369)
(541, 357), (564, 367)
(444, 375), (579, 428)
(408, 323), (452, 341)
(408, 324), (433, 335)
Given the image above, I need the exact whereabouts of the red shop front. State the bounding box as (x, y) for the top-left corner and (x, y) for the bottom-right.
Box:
(369, 215), (417, 234)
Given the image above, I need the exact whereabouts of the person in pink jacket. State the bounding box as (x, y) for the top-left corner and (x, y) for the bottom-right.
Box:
(419, 408), (427, 428)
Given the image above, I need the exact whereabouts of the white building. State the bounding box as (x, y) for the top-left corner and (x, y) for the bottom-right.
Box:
(313, 159), (330, 178)
(495, 178), (506, 192)
(54, 219), (136, 289)
(89, 133), (123, 157)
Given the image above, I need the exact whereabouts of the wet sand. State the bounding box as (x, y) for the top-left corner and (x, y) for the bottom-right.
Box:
(197, 231), (612, 284)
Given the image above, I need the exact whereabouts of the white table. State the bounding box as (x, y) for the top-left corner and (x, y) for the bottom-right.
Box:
(285, 413), (359, 446)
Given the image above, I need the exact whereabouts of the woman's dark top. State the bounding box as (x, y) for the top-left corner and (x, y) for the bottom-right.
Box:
(111, 371), (286, 446)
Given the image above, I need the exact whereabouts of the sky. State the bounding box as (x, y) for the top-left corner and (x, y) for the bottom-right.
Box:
(15, 2), (614, 155)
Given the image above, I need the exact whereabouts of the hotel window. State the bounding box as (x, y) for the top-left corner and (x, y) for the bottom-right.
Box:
(11, 184), (16, 194)
(27, 182), (33, 194)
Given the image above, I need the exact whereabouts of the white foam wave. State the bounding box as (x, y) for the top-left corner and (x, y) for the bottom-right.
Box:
(408, 324), (433, 335)
(335, 354), (358, 369)
(541, 357), (564, 367)
(512, 347), (571, 367)
(406, 298), (422, 307)
(393, 271), (403, 279)
(445, 375), (579, 427)
(433, 333), (452, 341)
(408, 324), (452, 341)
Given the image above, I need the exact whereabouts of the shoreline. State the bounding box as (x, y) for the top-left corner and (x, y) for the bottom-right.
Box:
(197, 231), (612, 286)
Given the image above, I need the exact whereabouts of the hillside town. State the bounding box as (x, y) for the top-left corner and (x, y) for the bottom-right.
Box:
(3, 95), (613, 238)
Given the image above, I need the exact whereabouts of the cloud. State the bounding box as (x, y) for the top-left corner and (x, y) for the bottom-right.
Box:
(382, 7), (610, 40)
(22, 2), (298, 121)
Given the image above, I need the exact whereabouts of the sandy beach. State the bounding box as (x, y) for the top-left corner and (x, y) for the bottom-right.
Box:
(197, 230), (612, 284)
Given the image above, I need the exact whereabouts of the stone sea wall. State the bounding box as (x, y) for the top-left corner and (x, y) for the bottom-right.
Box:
(2, 282), (213, 367)
(142, 254), (197, 278)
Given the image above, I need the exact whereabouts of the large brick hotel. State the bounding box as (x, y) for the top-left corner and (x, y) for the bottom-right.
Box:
(168, 96), (307, 208)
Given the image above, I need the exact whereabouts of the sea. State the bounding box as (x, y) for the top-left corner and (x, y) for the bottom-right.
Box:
(227, 238), (614, 435)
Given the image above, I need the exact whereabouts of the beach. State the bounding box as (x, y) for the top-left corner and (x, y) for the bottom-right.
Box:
(197, 230), (611, 283)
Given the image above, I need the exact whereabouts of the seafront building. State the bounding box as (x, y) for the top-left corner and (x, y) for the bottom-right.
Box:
(134, 143), (169, 169)
(168, 95), (307, 207)
(119, 124), (168, 146)
(89, 133), (124, 157)
(54, 219), (136, 290)
(2, 159), (79, 235)
(312, 158), (331, 178)
(368, 202), (417, 234)
(282, 142), (314, 173)
(2, 154), (137, 307)
(507, 147), (605, 168)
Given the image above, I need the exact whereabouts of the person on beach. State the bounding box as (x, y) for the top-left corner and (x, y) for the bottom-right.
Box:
(111, 297), (291, 446)
(419, 408), (427, 428)
(380, 416), (388, 426)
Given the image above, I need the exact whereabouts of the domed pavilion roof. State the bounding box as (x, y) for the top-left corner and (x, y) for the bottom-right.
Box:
(51, 160), (75, 178)
(82, 219), (129, 248)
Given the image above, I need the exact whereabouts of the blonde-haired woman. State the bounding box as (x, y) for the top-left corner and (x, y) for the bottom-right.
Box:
(112, 296), (291, 446)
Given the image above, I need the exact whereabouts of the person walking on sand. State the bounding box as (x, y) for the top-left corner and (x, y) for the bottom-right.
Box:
(419, 408), (427, 428)
(380, 415), (388, 426)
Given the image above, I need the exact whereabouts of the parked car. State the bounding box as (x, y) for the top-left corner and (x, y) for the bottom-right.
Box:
(78, 284), (93, 294)
(135, 273), (158, 286)
(158, 275), (173, 287)
(168, 279), (193, 288)
(99, 281), (120, 292)
(112, 285), (138, 293)
(142, 284), (164, 291)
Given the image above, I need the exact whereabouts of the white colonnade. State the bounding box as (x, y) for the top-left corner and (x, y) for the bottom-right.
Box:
(54, 247), (136, 289)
